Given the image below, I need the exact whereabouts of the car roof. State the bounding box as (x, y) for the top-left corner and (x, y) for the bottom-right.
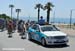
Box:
(31, 23), (56, 28)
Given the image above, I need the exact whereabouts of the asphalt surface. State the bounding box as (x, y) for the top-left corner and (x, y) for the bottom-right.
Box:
(0, 30), (75, 51)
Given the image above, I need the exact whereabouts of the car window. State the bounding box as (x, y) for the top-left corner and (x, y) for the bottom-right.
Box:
(32, 25), (39, 30)
(41, 26), (60, 31)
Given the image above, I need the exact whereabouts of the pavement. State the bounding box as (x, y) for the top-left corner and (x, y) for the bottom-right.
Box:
(59, 27), (75, 37)
(0, 30), (75, 51)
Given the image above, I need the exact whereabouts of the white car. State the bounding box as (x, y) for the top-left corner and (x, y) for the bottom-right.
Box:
(28, 24), (69, 46)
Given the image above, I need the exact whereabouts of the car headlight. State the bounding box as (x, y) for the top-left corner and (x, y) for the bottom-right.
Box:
(64, 36), (69, 41)
(46, 36), (53, 39)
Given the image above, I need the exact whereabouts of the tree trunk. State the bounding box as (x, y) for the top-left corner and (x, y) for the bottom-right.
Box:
(38, 8), (40, 22)
(47, 10), (50, 24)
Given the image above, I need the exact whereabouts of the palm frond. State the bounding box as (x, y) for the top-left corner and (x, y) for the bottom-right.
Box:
(44, 5), (47, 10)
(35, 3), (43, 9)
(47, 2), (54, 7)
(44, 2), (54, 10)
(40, 5), (44, 9)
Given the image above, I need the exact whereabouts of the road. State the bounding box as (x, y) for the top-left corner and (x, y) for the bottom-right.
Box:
(0, 30), (75, 51)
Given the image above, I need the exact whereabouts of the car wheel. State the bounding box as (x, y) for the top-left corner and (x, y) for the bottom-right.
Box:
(62, 44), (67, 46)
(28, 33), (32, 40)
(41, 38), (46, 46)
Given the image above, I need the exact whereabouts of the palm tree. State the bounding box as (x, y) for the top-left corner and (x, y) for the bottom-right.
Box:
(16, 9), (21, 21)
(9, 4), (14, 19)
(35, 3), (43, 22)
(44, 2), (54, 24)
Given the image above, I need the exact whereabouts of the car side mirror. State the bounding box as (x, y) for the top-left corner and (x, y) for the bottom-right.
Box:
(36, 30), (40, 32)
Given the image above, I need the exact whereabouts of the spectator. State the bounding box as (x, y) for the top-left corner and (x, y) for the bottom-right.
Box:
(25, 20), (30, 31)
(38, 16), (45, 25)
(7, 20), (13, 34)
(17, 20), (23, 32)
(7, 20), (13, 38)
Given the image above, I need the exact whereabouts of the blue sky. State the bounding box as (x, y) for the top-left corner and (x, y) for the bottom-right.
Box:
(0, 0), (75, 19)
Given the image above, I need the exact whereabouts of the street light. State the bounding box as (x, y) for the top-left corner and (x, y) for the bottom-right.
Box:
(70, 9), (75, 29)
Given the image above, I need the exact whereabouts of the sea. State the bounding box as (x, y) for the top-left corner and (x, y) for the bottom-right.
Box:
(18, 17), (75, 24)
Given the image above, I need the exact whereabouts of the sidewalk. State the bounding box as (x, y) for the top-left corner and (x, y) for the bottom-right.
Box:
(59, 28), (75, 37)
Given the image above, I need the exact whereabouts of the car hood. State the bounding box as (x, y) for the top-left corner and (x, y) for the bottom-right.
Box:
(42, 31), (67, 36)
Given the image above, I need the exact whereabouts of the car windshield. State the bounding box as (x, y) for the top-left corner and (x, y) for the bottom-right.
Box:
(41, 26), (60, 32)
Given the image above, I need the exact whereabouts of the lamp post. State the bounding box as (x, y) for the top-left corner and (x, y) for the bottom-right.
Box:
(70, 10), (72, 29)
(70, 9), (75, 29)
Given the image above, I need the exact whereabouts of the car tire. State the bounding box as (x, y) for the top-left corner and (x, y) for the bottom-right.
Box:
(41, 38), (46, 46)
(62, 44), (67, 46)
(28, 33), (32, 40)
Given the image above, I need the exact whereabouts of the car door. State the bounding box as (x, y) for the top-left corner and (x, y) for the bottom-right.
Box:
(31, 25), (40, 41)
(34, 25), (41, 41)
